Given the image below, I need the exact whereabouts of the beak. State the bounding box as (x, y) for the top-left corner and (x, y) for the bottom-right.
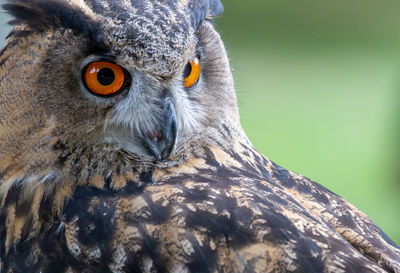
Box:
(141, 95), (177, 161)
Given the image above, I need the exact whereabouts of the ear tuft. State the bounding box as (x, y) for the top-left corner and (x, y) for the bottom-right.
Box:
(208, 0), (224, 18)
(2, 0), (107, 48)
(189, 0), (224, 30)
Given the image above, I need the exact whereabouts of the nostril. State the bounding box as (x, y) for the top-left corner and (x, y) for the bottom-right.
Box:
(146, 129), (163, 143)
(140, 96), (177, 161)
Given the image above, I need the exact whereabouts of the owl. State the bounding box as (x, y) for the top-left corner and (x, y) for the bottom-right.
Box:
(0, 0), (399, 272)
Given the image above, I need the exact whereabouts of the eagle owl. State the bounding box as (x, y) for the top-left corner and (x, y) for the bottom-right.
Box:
(0, 0), (399, 272)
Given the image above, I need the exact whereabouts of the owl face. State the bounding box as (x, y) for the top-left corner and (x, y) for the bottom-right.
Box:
(1, 0), (238, 165)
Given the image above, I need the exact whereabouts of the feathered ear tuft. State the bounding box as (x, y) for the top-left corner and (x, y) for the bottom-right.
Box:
(189, 0), (224, 30)
(208, 0), (224, 18)
(3, 0), (106, 48)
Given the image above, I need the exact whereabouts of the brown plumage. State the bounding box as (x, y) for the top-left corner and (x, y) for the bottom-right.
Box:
(0, 0), (399, 272)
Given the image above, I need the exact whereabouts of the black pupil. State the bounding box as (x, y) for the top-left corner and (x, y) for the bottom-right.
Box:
(183, 62), (192, 79)
(97, 68), (115, 86)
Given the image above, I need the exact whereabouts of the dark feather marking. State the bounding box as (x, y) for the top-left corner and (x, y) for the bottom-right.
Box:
(53, 140), (73, 167)
(250, 190), (288, 211)
(202, 146), (268, 182)
(177, 184), (210, 202)
(115, 163), (121, 175)
(228, 151), (265, 177)
(0, 57), (9, 68)
(221, 124), (232, 138)
(52, 139), (66, 150)
(186, 232), (215, 273)
(271, 164), (296, 189)
(181, 187), (256, 247)
(139, 171), (153, 184)
(121, 250), (143, 273)
(124, 179), (145, 194)
(200, 148), (245, 183)
(140, 191), (171, 224)
(5, 244), (41, 273)
(0, 37), (19, 57)
(0, 209), (7, 267)
(160, 173), (196, 185)
(338, 252), (385, 273)
(3, 221), (77, 273)
(104, 173), (112, 189)
(262, 211), (300, 244)
(290, 234), (325, 273)
(56, 151), (72, 166)
(202, 147), (221, 166)
(65, 188), (114, 256)
(5, 29), (31, 39)
(3, 179), (24, 208)
(314, 190), (332, 205)
(63, 188), (118, 269)
(229, 166), (263, 181)
(38, 191), (54, 222)
(72, 151), (84, 177)
(64, 185), (171, 270)
(3, 0), (107, 50)
(137, 224), (167, 273)
(14, 194), (32, 219)
(296, 181), (313, 195)
(76, 206), (113, 248)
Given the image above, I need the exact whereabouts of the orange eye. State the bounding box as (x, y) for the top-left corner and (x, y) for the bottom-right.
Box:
(83, 61), (126, 96)
(183, 56), (201, 88)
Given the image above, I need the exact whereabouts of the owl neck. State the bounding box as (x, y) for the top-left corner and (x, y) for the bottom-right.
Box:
(0, 120), (263, 250)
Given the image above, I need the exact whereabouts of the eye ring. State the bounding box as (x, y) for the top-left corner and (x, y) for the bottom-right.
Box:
(183, 56), (201, 89)
(83, 61), (127, 96)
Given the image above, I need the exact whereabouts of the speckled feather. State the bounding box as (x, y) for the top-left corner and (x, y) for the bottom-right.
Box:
(0, 0), (399, 272)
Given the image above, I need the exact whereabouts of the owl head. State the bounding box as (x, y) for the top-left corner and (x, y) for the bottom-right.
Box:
(0, 0), (242, 174)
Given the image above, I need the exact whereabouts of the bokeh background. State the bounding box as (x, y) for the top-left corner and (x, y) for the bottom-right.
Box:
(0, 0), (399, 244)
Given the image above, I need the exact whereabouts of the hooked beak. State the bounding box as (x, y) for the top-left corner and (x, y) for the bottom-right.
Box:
(141, 95), (177, 161)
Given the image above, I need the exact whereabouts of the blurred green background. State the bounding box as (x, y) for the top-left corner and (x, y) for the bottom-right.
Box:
(0, 0), (399, 244)
(215, 0), (400, 244)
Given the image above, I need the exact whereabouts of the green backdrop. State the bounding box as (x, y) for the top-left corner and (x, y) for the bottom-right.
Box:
(0, 0), (399, 244)
(216, 0), (400, 244)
